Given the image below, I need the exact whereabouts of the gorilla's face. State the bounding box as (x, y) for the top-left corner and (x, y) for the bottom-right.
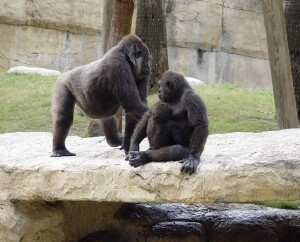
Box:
(158, 71), (186, 103)
(158, 79), (174, 103)
(135, 49), (152, 78)
(126, 39), (152, 79)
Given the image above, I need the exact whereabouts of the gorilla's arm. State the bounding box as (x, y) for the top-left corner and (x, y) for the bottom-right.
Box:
(129, 145), (189, 168)
(120, 77), (148, 154)
(125, 111), (150, 160)
(129, 111), (151, 152)
(136, 77), (148, 104)
(121, 115), (136, 154)
(180, 92), (208, 174)
(113, 72), (148, 121)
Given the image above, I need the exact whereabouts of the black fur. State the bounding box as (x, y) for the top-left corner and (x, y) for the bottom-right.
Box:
(51, 34), (151, 157)
(128, 71), (208, 174)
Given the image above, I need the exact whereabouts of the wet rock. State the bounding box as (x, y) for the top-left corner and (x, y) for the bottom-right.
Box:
(79, 231), (127, 242)
(116, 203), (300, 242)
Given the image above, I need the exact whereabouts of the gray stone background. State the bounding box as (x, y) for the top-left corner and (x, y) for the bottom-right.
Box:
(0, 0), (272, 89)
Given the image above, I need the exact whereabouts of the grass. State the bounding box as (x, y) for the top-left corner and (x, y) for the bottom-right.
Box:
(253, 200), (300, 210)
(0, 72), (278, 135)
(192, 84), (278, 134)
(0, 72), (88, 136)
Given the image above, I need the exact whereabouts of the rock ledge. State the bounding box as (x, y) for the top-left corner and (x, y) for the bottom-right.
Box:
(0, 129), (299, 204)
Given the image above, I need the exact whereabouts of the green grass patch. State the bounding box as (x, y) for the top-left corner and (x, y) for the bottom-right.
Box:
(0, 72), (278, 136)
(149, 83), (278, 134)
(0, 72), (89, 136)
(252, 200), (300, 210)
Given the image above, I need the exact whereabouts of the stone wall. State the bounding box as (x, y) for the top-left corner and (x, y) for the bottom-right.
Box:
(0, 0), (103, 72)
(166, 0), (272, 88)
(0, 0), (272, 88)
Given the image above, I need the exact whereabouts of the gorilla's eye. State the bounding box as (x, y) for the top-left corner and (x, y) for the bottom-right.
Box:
(166, 81), (172, 89)
(135, 51), (142, 58)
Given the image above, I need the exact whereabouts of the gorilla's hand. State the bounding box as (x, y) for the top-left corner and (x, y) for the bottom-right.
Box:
(179, 156), (200, 175)
(128, 151), (150, 168)
(125, 143), (140, 160)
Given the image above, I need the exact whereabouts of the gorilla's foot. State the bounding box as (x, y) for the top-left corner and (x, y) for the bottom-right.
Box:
(51, 149), (76, 157)
(107, 137), (123, 148)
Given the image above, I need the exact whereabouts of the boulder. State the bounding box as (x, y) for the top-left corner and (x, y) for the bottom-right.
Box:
(0, 129), (299, 204)
(185, 77), (204, 85)
(0, 129), (299, 241)
(3, 201), (300, 241)
(115, 203), (300, 242)
(7, 66), (61, 76)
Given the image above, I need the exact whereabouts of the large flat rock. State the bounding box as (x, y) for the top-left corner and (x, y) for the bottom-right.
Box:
(0, 129), (299, 204)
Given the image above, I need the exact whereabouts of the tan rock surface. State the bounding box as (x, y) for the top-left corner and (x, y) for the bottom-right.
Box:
(0, 129), (299, 204)
(26, 0), (103, 33)
(166, 1), (223, 51)
(222, 7), (268, 59)
(0, 24), (102, 72)
(0, 0), (26, 25)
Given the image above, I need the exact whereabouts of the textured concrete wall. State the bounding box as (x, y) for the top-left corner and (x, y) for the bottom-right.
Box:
(0, 0), (103, 72)
(0, 0), (272, 88)
(166, 0), (272, 88)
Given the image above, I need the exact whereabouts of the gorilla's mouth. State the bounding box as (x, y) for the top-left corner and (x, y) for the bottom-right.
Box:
(143, 67), (150, 76)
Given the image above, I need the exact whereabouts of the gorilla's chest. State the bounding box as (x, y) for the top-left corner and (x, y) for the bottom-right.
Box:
(171, 104), (187, 120)
(82, 90), (120, 118)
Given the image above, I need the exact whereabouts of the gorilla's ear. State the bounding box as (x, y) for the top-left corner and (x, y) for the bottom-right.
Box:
(125, 42), (139, 65)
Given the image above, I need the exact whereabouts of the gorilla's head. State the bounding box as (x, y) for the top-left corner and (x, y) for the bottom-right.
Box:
(120, 34), (152, 79)
(158, 71), (189, 103)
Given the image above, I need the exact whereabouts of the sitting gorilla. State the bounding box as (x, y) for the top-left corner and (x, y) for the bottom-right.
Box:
(51, 34), (151, 157)
(128, 71), (209, 174)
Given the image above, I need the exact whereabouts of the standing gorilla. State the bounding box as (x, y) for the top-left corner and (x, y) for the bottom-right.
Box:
(128, 71), (209, 174)
(51, 34), (151, 157)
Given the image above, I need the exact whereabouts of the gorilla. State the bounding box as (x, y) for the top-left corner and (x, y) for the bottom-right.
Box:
(51, 34), (151, 157)
(128, 71), (209, 174)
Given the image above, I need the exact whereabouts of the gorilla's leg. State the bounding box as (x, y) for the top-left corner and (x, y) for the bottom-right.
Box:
(51, 87), (76, 157)
(129, 144), (189, 167)
(101, 116), (123, 147)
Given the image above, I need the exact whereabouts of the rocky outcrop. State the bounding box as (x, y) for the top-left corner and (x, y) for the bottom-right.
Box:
(0, 0), (272, 88)
(114, 203), (300, 242)
(0, 129), (299, 204)
(3, 201), (300, 241)
(0, 129), (299, 241)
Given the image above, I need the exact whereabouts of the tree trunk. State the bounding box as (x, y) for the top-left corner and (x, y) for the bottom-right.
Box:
(102, 0), (115, 55)
(87, 0), (115, 137)
(108, 0), (134, 133)
(88, 0), (134, 136)
(135, 0), (168, 92)
(262, 0), (299, 129)
(285, 0), (300, 121)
